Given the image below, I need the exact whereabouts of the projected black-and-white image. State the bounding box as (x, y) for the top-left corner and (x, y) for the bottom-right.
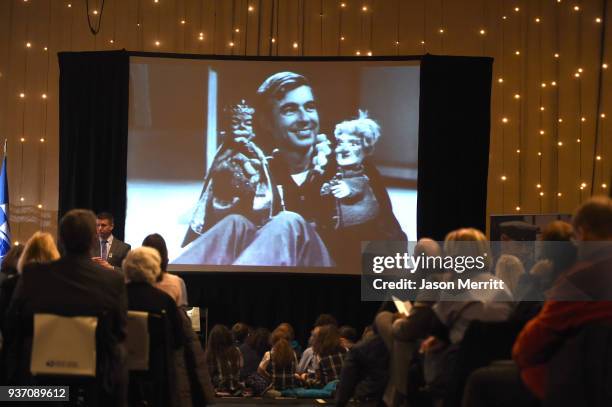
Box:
(126, 57), (420, 273)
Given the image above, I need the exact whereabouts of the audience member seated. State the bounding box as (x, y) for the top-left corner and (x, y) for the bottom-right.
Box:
(15, 232), (61, 274)
(306, 323), (347, 387)
(123, 246), (187, 406)
(511, 220), (576, 322)
(123, 247), (184, 350)
(336, 325), (389, 407)
(436, 221), (574, 407)
(142, 233), (188, 308)
(376, 228), (512, 405)
(139, 235), (215, 406)
(494, 254), (525, 300)
(499, 220), (539, 271)
(528, 220), (576, 295)
(239, 327), (270, 380)
(5, 209), (128, 406)
(276, 322), (302, 358)
(0, 234), (58, 378)
(297, 313), (338, 378)
(232, 322), (250, 347)
(513, 196), (612, 401)
(205, 324), (243, 395)
(0, 244), (23, 277)
(413, 238), (443, 303)
(258, 328), (298, 393)
(339, 325), (358, 350)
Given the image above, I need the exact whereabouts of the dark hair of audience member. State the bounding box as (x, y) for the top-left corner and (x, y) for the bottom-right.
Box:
(96, 211), (114, 224)
(269, 328), (294, 369)
(313, 324), (343, 357)
(59, 209), (97, 254)
(539, 221), (576, 275)
(245, 327), (271, 357)
(1, 245), (24, 276)
(572, 196), (612, 239)
(339, 325), (358, 344)
(207, 324), (240, 363)
(314, 313), (338, 328)
(276, 322), (295, 341)
(142, 233), (169, 280)
(232, 322), (250, 344)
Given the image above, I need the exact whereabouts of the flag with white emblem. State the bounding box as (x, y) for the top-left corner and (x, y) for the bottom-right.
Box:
(0, 140), (10, 264)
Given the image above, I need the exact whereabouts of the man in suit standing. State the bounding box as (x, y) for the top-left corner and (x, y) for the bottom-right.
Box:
(6, 209), (128, 405)
(93, 212), (131, 272)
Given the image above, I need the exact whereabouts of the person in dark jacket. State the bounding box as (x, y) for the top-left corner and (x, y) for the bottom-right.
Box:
(336, 332), (390, 407)
(239, 327), (270, 380)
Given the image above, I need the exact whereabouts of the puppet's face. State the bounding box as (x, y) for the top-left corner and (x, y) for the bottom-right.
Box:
(335, 132), (364, 167)
(231, 112), (254, 139)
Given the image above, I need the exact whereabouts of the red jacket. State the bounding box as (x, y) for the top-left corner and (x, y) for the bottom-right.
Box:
(513, 249), (612, 399)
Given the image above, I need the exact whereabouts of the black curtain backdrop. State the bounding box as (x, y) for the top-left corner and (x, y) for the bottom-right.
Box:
(58, 50), (129, 239)
(58, 52), (492, 344)
(417, 54), (492, 240)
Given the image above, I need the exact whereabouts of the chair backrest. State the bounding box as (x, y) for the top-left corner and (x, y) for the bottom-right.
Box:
(5, 310), (126, 407)
(126, 310), (150, 370)
(31, 313), (98, 377)
(127, 309), (179, 407)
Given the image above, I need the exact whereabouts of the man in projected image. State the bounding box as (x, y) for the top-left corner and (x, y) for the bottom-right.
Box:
(175, 72), (333, 267)
(176, 71), (405, 267)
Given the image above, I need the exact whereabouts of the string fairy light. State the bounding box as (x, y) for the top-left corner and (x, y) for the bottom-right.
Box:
(337, 1), (345, 54)
(154, 0), (162, 49)
(498, 0), (508, 213)
(230, 0), (237, 54)
(17, 0), (31, 241)
(536, 0), (544, 212)
(421, 0), (427, 50)
(243, 0), (251, 55)
(513, 0), (527, 213)
(575, 0), (584, 201)
(394, 0), (401, 55)
(439, 0), (445, 51)
(591, 0), (608, 194)
(479, 0), (487, 55)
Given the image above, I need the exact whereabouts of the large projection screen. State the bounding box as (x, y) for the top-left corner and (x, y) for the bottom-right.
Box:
(126, 57), (420, 274)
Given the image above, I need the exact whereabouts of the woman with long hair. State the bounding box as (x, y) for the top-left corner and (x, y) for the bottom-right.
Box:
(142, 233), (188, 307)
(17, 232), (60, 273)
(258, 328), (298, 391)
(311, 324), (347, 386)
(205, 324), (243, 394)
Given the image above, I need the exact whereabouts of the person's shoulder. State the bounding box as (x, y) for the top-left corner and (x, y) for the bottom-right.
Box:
(164, 272), (181, 284)
(150, 284), (179, 308)
(114, 238), (131, 251)
(20, 259), (63, 281)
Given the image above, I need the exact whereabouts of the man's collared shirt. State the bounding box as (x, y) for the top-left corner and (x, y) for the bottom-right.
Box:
(99, 234), (114, 260)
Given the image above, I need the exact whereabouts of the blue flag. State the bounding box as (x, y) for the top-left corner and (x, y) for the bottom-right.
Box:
(0, 153), (10, 264)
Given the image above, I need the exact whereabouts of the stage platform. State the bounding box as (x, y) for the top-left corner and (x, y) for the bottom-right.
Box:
(213, 397), (346, 406)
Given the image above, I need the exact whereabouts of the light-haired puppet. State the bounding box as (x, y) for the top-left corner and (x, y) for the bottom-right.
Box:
(320, 110), (381, 229)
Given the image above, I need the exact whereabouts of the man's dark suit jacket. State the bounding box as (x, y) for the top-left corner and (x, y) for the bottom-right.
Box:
(4, 254), (128, 403)
(94, 236), (131, 271)
(108, 238), (131, 268)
